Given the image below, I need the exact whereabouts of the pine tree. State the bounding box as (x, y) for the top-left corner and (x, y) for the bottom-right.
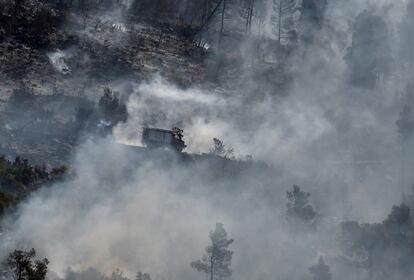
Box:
(271, 0), (297, 46)
(191, 223), (234, 280)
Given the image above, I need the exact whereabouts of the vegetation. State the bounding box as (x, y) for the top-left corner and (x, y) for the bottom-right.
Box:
(271, 0), (296, 46)
(0, 155), (66, 216)
(135, 272), (151, 280)
(0, 0), (69, 48)
(0, 156), (49, 188)
(340, 203), (414, 279)
(2, 1), (414, 280)
(98, 88), (128, 126)
(191, 223), (234, 280)
(3, 249), (49, 280)
(0, 191), (15, 216)
(286, 185), (317, 231)
(210, 138), (235, 159)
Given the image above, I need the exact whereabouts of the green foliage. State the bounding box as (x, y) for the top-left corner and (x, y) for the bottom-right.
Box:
(0, 155), (67, 216)
(191, 223), (234, 280)
(0, 156), (48, 188)
(4, 249), (49, 280)
(340, 204), (414, 278)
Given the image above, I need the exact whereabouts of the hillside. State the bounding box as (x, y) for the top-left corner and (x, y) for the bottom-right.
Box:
(3, 1), (414, 280)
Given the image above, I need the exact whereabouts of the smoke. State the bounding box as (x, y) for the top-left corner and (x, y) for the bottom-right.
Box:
(113, 76), (231, 151)
(47, 50), (72, 75)
(2, 1), (414, 280)
(0, 139), (312, 280)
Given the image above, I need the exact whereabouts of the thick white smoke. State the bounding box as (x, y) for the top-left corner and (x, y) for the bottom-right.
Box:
(0, 139), (324, 280)
(2, 1), (414, 280)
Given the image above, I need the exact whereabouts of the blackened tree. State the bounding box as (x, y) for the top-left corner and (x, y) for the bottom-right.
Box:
(271, 0), (296, 46)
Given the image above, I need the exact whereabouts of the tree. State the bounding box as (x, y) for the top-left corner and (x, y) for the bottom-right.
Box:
(191, 223), (234, 280)
(309, 257), (331, 280)
(111, 269), (129, 280)
(340, 204), (414, 279)
(253, 0), (267, 37)
(98, 88), (127, 125)
(135, 272), (151, 280)
(339, 221), (381, 279)
(210, 138), (235, 158)
(239, 0), (265, 34)
(239, 0), (254, 34)
(271, 0), (296, 46)
(5, 249), (49, 280)
(382, 204), (412, 246)
(286, 185), (317, 230)
(192, 0), (225, 38)
(211, 138), (226, 156)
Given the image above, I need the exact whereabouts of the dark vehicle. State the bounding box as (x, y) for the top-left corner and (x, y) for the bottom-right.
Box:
(142, 127), (186, 152)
